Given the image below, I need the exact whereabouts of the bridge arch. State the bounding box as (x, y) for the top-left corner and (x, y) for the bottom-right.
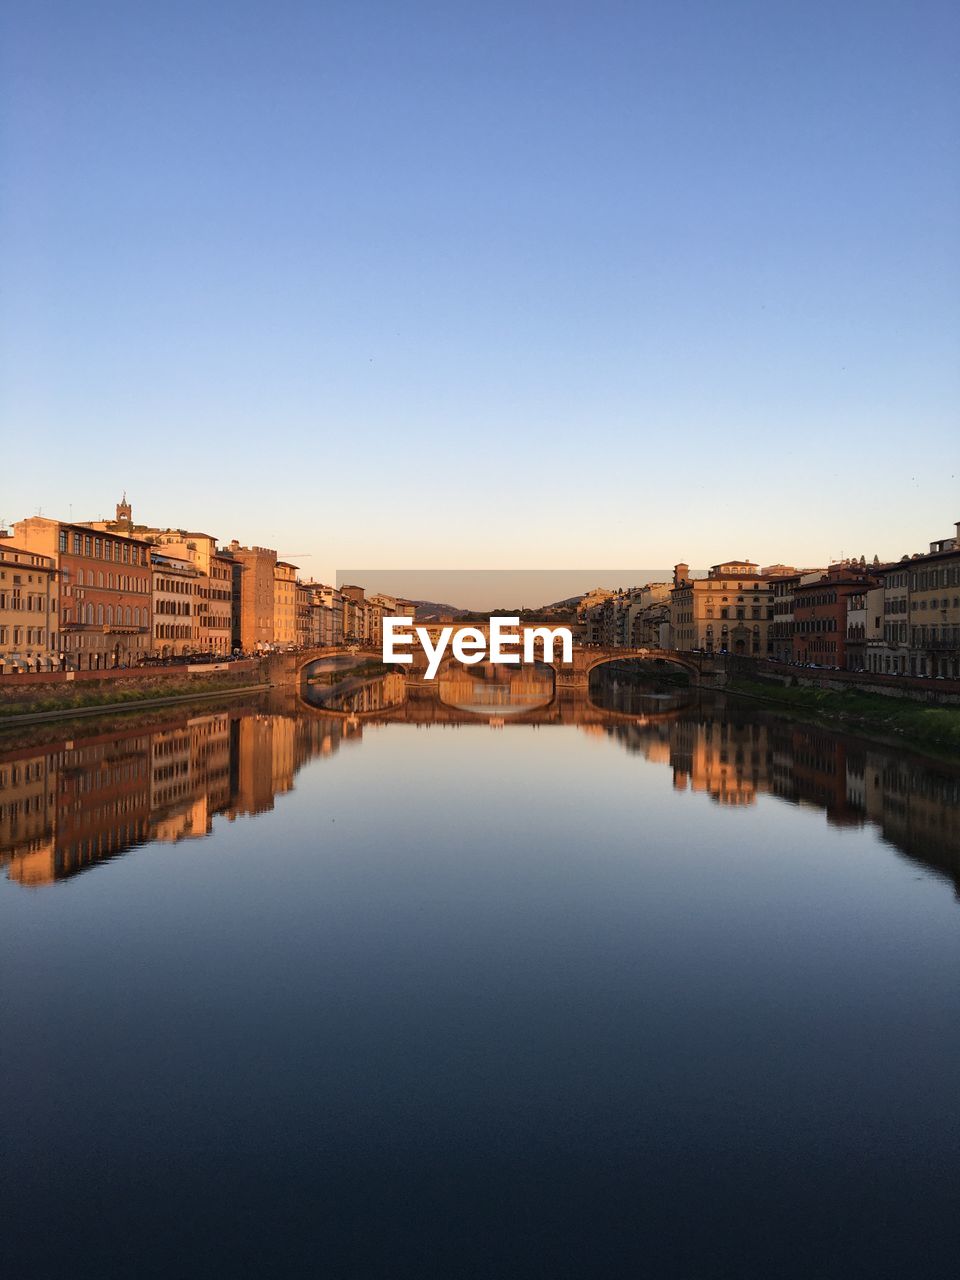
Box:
(578, 648), (703, 680)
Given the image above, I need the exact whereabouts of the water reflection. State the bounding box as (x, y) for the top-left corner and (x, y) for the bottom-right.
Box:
(0, 708), (359, 886)
(439, 661), (554, 716)
(301, 662), (406, 715)
(1, 674), (958, 892)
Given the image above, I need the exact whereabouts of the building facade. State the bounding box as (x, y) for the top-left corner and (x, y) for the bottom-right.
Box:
(0, 543), (59, 671)
(792, 563), (881, 668)
(670, 561), (776, 656)
(151, 551), (202, 657)
(226, 543), (277, 651)
(845, 586), (884, 672)
(869, 522), (960, 677)
(273, 560), (299, 648)
(6, 517), (151, 666)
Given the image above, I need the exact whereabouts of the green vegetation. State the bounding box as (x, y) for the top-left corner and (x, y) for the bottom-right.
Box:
(726, 676), (960, 754)
(0, 676), (259, 721)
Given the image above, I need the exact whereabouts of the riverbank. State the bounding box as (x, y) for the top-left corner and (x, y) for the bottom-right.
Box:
(0, 677), (269, 728)
(725, 675), (960, 754)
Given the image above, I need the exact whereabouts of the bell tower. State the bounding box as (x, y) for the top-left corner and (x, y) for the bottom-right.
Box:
(116, 492), (132, 526)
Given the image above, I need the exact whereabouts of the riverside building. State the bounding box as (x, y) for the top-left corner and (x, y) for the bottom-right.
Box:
(670, 561), (777, 656)
(4, 516), (151, 667)
(0, 542), (59, 671)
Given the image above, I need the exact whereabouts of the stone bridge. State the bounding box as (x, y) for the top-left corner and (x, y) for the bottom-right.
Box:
(263, 644), (725, 690)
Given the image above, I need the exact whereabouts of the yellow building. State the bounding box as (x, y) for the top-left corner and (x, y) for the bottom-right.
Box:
(0, 542), (59, 671)
(273, 560), (299, 648)
(904, 522), (960, 678)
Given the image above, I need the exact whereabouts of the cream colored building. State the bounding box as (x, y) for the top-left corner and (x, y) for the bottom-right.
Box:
(152, 551), (202, 657)
(670, 560), (776, 656)
(273, 560), (299, 648)
(0, 543), (59, 670)
(152, 535), (233, 656)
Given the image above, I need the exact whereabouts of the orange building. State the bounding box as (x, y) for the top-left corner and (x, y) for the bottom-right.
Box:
(6, 516), (152, 667)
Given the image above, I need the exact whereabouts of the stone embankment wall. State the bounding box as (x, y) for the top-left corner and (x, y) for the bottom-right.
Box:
(726, 657), (960, 706)
(0, 660), (264, 712)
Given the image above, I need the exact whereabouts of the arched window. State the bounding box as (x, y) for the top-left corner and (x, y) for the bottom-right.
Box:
(85, 603), (94, 624)
(107, 607), (113, 626)
(97, 604), (104, 625)
(134, 607), (140, 626)
(97, 572), (104, 588)
(125, 607), (132, 626)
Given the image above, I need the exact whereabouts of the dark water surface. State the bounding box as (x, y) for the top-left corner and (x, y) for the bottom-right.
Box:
(2, 671), (959, 1278)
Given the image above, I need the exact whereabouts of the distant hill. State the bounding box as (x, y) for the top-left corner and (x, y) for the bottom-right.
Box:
(411, 597), (582, 620)
(411, 600), (465, 620)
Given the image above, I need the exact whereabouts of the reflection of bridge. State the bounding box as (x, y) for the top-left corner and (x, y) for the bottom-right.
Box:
(352, 679), (694, 728)
(291, 657), (699, 728)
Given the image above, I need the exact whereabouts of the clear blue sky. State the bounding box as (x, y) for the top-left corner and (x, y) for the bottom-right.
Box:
(2, 0), (957, 581)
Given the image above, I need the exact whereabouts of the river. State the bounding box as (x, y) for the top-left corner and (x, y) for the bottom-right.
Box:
(1, 666), (959, 1278)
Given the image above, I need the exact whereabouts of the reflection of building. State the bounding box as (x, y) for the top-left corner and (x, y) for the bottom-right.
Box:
(671, 717), (770, 806)
(0, 707), (361, 886)
(594, 697), (960, 890)
(3, 693), (959, 900)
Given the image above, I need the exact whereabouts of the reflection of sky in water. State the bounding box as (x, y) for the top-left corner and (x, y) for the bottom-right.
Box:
(1, 697), (960, 1277)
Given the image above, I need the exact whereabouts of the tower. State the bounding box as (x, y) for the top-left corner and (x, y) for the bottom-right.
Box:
(116, 492), (132, 526)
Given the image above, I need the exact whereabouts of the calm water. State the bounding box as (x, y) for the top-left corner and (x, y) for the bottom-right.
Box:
(2, 668), (960, 1278)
